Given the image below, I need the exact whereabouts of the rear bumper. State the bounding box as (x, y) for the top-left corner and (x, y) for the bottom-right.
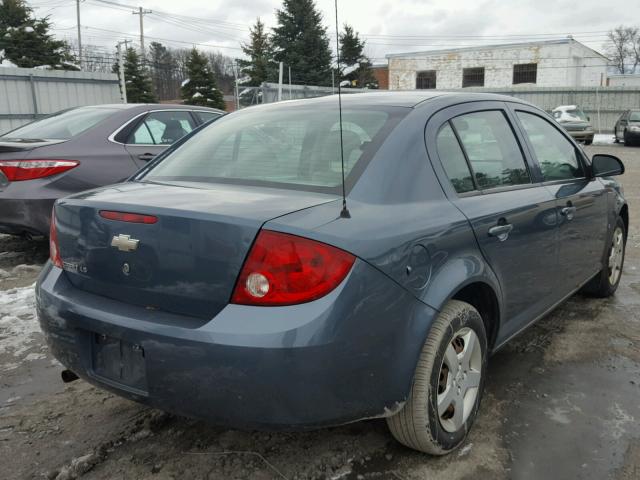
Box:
(0, 197), (54, 235)
(36, 260), (437, 430)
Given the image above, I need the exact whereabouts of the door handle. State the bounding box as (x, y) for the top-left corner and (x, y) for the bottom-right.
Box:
(488, 223), (513, 242)
(561, 206), (577, 220)
(138, 153), (156, 162)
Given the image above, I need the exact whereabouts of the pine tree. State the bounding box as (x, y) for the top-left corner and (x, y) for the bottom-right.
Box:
(0, 0), (76, 69)
(271, 0), (333, 86)
(123, 48), (156, 103)
(339, 24), (376, 88)
(181, 48), (225, 110)
(238, 18), (276, 86)
(148, 42), (177, 100)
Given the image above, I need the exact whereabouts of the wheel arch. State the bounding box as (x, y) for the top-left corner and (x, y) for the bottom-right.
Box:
(619, 203), (629, 240)
(450, 281), (501, 351)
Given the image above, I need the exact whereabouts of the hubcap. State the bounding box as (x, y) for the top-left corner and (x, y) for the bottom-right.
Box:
(436, 327), (482, 433)
(608, 227), (624, 285)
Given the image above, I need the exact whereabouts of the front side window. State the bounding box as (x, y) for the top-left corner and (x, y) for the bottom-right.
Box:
(436, 123), (474, 193)
(127, 111), (196, 145)
(462, 67), (485, 87)
(516, 111), (585, 181)
(194, 111), (222, 124)
(144, 106), (405, 191)
(451, 111), (530, 189)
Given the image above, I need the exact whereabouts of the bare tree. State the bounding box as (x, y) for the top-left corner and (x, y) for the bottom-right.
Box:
(606, 25), (639, 74)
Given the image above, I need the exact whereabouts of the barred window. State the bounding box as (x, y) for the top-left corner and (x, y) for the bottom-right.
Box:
(416, 70), (437, 89)
(513, 63), (537, 84)
(462, 67), (485, 87)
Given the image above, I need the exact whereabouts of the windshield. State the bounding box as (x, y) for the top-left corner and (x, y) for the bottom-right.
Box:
(553, 107), (588, 122)
(629, 111), (640, 122)
(1, 107), (120, 141)
(144, 104), (406, 192)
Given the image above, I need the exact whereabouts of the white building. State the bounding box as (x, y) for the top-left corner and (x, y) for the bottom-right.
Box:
(607, 74), (640, 87)
(387, 38), (609, 90)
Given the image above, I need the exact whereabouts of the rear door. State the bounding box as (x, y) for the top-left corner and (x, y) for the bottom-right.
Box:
(426, 102), (559, 340)
(513, 106), (607, 292)
(123, 110), (198, 167)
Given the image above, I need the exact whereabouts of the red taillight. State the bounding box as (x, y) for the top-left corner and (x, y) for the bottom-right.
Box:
(231, 230), (355, 306)
(99, 210), (158, 224)
(49, 209), (63, 268)
(0, 159), (79, 181)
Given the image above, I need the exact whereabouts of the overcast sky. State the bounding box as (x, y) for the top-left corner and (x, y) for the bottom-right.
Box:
(34, 0), (636, 61)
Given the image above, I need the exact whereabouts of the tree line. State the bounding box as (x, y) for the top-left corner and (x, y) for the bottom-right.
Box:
(3, 0), (640, 106)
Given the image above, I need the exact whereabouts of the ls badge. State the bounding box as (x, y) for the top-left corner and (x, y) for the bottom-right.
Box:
(111, 234), (139, 252)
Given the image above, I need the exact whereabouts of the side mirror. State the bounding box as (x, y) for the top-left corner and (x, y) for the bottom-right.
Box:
(592, 154), (624, 177)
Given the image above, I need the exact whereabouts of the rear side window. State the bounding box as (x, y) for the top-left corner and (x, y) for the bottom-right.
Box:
(194, 111), (221, 124)
(436, 124), (474, 193)
(451, 111), (530, 189)
(127, 111), (196, 145)
(516, 111), (585, 181)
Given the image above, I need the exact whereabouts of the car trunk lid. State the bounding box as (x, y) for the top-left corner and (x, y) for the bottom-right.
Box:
(55, 181), (337, 319)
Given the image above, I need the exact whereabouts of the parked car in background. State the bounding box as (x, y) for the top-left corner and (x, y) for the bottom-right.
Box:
(613, 109), (640, 146)
(552, 105), (594, 145)
(38, 92), (627, 455)
(0, 104), (223, 237)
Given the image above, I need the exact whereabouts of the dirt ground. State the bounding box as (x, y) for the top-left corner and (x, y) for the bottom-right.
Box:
(1, 142), (640, 480)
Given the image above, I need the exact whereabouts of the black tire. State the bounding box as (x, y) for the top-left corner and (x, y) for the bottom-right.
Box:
(584, 139), (593, 146)
(582, 216), (626, 298)
(624, 131), (634, 147)
(386, 300), (488, 455)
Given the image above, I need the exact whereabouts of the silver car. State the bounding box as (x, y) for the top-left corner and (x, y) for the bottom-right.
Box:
(552, 105), (594, 145)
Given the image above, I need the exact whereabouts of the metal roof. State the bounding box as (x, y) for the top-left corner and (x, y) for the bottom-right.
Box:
(385, 38), (608, 61)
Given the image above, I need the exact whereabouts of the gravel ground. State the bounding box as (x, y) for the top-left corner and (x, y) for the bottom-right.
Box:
(1, 144), (640, 480)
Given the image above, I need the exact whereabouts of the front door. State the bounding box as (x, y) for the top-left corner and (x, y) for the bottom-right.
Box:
(513, 108), (608, 292)
(427, 102), (559, 340)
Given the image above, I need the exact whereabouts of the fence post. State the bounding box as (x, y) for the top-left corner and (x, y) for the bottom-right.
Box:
(28, 74), (38, 119)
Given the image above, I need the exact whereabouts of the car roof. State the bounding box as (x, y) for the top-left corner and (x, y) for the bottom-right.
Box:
(71, 104), (224, 113)
(251, 91), (534, 109)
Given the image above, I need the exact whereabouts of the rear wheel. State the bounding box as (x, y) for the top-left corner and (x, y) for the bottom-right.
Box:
(582, 216), (626, 297)
(624, 131), (634, 147)
(584, 138), (593, 146)
(386, 300), (487, 455)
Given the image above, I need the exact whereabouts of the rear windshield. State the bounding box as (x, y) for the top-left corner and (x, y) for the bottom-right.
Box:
(553, 107), (588, 122)
(143, 103), (406, 192)
(630, 111), (640, 122)
(1, 107), (119, 141)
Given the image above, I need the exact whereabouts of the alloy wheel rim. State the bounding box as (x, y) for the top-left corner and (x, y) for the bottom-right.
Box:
(436, 327), (482, 433)
(608, 227), (624, 285)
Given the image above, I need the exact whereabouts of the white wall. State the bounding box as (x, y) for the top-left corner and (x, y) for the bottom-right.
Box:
(608, 75), (640, 87)
(388, 41), (608, 90)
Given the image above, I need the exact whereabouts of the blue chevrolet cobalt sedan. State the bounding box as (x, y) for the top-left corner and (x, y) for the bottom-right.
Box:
(37, 92), (628, 454)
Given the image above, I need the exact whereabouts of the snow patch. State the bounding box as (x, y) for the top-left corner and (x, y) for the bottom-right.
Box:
(192, 92), (203, 98)
(23, 26), (34, 33)
(181, 78), (190, 87)
(593, 134), (615, 145)
(0, 284), (40, 358)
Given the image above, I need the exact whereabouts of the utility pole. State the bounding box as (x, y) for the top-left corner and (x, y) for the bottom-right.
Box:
(132, 7), (152, 59)
(288, 66), (292, 100)
(116, 42), (128, 104)
(76, 0), (82, 69)
(277, 61), (283, 102)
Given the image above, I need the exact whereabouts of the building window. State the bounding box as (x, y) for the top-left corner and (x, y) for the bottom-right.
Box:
(416, 70), (437, 89)
(462, 67), (485, 87)
(513, 63), (537, 84)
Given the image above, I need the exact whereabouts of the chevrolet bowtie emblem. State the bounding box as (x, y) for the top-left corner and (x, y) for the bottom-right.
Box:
(111, 234), (139, 252)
